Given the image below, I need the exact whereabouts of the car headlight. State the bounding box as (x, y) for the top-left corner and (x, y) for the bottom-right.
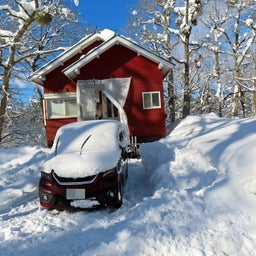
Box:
(102, 168), (116, 178)
(40, 171), (55, 183)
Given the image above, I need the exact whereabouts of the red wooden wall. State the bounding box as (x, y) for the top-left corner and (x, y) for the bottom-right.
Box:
(75, 45), (166, 142)
(43, 44), (166, 145)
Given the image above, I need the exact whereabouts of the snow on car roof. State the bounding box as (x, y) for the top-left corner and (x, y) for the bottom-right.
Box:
(52, 120), (122, 155)
(44, 120), (125, 177)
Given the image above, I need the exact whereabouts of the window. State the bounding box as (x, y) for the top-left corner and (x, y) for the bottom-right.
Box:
(142, 91), (161, 109)
(45, 93), (77, 119)
(102, 95), (119, 119)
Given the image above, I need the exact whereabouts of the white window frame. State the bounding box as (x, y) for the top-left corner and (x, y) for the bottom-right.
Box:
(44, 92), (77, 119)
(142, 91), (161, 109)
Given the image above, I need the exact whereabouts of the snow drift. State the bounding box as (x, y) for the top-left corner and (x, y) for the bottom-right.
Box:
(1, 113), (256, 255)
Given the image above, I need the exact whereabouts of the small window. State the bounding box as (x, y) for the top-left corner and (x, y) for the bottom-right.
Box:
(45, 93), (77, 119)
(104, 97), (119, 118)
(142, 92), (161, 109)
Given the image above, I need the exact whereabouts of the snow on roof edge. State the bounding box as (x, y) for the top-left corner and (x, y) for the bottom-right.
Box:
(99, 29), (115, 41)
(63, 35), (174, 80)
(29, 29), (115, 84)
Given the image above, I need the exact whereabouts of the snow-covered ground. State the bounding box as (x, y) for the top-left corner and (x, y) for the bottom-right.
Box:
(1, 113), (256, 256)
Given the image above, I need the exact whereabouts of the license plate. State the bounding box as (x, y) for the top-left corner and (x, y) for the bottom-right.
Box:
(66, 189), (86, 200)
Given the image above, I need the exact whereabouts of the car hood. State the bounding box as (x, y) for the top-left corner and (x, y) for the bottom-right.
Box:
(43, 149), (121, 178)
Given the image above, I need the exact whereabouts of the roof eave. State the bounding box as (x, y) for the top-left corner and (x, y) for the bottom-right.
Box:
(29, 31), (113, 84)
(63, 36), (174, 80)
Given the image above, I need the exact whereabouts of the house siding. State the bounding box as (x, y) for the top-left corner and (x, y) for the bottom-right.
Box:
(43, 41), (103, 93)
(75, 45), (166, 142)
(45, 118), (77, 147)
(42, 43), (167, 146)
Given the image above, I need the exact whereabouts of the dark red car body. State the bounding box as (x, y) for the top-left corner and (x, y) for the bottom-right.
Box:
(39, 120), (128, 210)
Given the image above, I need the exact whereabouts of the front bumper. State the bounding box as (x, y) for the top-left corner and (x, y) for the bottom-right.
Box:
(39, 169), (121, 210)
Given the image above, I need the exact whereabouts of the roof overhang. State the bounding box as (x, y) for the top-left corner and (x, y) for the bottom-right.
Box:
(29, 29), (115, 85)
(63, 35), (174, 80)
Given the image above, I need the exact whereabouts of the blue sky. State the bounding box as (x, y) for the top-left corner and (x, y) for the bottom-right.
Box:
(77, 0), (137, 33)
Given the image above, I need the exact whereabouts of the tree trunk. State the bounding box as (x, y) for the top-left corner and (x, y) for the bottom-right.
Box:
(36, 87), (44, 118)
(167, 69), (175, 122)
(0, 8), (36, 142)
(232, 59), (247, 118)
(164, 12), (175, 123)
(0, 58), (13, 143)
(183, 88), (190, 118)
(0, 73), (10, 142)
(232, 56), (240, 118)
(252, 60), (256, 116)
(31, 60), (45, 119)
(252, 84), (256, 116)
(232, 85), (239, 118)
(240, 88), (247, 118)
(214, 51), (222, 117)
(182, 0), (190, 119)
(182, 42), (190, 118)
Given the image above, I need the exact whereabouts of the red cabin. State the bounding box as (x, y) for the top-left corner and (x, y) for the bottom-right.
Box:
(30, 29), (173, 149)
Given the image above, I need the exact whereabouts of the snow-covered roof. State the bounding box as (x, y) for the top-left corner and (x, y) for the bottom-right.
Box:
(29, 29), (173, 85)
(63, 34), (174, 80)
(29, 29), (115, 85)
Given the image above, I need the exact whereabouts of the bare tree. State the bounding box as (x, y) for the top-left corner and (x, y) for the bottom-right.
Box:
(129, 0), (203, 119)
(200, 1), (228, 117)
(129, 0), (256, 119)
(209, 0), (256, 118)
(0, 0), (89, 144)
(252, 52), (256, 116)
(245, 9), (256, 116)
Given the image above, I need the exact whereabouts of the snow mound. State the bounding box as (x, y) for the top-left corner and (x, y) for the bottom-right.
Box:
(1, 114), (256, 255)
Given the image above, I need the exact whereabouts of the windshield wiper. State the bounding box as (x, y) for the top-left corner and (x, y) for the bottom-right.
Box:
(55, 136), (60, 156)
(80, 135), (91, 155)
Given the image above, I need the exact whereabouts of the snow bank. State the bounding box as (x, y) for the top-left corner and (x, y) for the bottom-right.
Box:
(139, 114), (256, 255)
(1, 114), (256, 255)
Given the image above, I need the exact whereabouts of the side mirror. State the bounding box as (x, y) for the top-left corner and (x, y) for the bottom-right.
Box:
(120, 147), (128, 160)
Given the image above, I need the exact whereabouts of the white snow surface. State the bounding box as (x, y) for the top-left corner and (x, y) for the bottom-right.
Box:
(1, 113), (256, 255)
(43, 120), (123, 177)
(44, 150), (120, 177)
(99, 28), (115, 40)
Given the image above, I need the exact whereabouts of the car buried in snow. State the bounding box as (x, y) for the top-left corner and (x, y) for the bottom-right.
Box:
(39, 120), (128, 210)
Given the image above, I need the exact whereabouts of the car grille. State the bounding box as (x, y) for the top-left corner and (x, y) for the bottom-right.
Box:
(53, 173), (98, 185)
